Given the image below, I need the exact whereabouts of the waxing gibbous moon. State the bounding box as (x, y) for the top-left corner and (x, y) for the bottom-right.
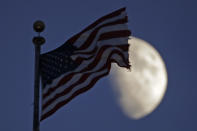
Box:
(109, 37), (168, 119)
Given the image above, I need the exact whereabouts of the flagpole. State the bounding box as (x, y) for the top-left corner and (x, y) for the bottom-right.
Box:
(32, 21), (45, 131)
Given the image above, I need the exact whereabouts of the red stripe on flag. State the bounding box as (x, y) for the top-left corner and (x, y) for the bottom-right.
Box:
(98, 30), (131, 41)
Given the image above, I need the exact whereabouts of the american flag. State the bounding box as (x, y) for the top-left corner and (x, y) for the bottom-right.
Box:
(40, 7), (131, 121)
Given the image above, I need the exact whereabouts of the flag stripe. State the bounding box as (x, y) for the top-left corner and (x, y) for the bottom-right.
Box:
(98, 30), (131, 41)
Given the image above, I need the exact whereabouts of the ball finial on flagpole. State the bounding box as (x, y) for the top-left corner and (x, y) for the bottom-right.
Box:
(33, 20), (45, 33)
(33, 20), (45, 46)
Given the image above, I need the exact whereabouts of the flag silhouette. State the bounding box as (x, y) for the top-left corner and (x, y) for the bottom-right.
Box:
(40, 7), (131, 121)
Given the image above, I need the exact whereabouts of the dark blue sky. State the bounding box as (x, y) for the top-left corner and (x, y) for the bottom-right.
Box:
(0, 0), (197, 131)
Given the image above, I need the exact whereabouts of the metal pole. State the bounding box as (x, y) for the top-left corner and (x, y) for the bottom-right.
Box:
(33, 45), (41, 131)
(32, 20), (45, 131)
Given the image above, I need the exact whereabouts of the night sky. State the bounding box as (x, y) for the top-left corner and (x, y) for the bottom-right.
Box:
(0, 0), (197, 131)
